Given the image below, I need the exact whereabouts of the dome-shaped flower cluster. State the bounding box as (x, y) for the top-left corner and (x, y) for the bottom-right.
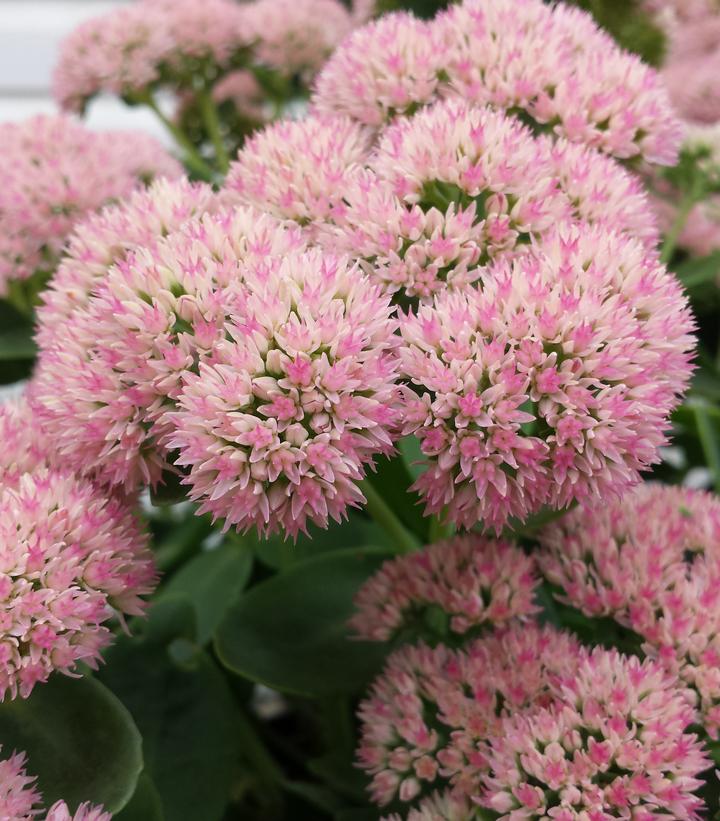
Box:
(312, 13), (447, 126)
(349, 535), (539, 642)
(319, 100), (663, 303)
(544, 137), (660, 247)
(539, 483), (720, 737)
(0, 465), (156, 700)
(166, 249), (401, 537)
(0, 115), (181, 292)
(483, 650), (708, 820)
(36, 177), (215, 348)
(0, 747), (40, 819)
(312, 0), (683, 165)
(221, 114), (372, 229)
(357, 623), (584, 806)
(246, 0), (353, 78)
(382, 790), (473, 821)
(53, 0), (256, 112)
(33, 206), (404, 538)
(659, 9), (720, 125)
(32, 207), (305, 492)
(398, 223), (695, 531)
(438, 0), (683, 164)
(0, 395), (156, 703)
(0, 398), (57, 486)
(0, 746), (110, 820)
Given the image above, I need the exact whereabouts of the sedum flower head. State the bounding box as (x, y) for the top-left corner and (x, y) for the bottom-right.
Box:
(545, 137), (660, 247)
(247, 0), (353, 77)
(320, 101), (660, 303)
(312, 12), (447, 126)
(45, 801), (111, 821)
(357, 623), (583, 807)
(0, 467), (156, 700)
(221, 114), (372, 229)
(438, 0), (683, 164)
(660, 12), (720, 125)
(0, 747), (41, 819)
(399, 223), (695, 531)
(382, 790), (474, 821)
(0, 746), (110, 820)
(0, 115), (181, 292)
(53, 0), (256, 112)
(166, 248), (401, 537)
(483, 649), (708, 820)
(31, 207), (305, 492)
(36, 177), (215, 349)
(539, 483), (720, 738)
(350, 535), (539, 642)
(0, 397), (58, 487)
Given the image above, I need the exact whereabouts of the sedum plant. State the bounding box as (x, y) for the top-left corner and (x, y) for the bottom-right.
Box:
(1, 0), (720, 819)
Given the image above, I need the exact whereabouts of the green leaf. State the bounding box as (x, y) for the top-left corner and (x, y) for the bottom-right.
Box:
(244, 511), (391, 570)
(215, 548), (391, 697)
(161, 542), (253, 643)
(115, 773), (164, 821)
(97, 598), (243, 821)
(282, 780), (345, 814)
(308, 754), (369, 804)
(0, 327), (36, 360)
(0, 674), (142, 813)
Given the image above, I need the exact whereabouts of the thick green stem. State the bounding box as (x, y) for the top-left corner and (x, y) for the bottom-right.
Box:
(140, 92), (216, 180)
(197, 88), (229, 173)
(660, 185), (701, 264)
(359, 479), (419, 553)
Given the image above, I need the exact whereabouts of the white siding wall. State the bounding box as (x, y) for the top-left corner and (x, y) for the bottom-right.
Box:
(0, 0), (168, 139)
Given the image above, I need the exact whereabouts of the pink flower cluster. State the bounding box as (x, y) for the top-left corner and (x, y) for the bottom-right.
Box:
(313, 13), (447, 126)
(317, 100), (657, 301)
(539, 483), (720, 738)
(33, 207), (305, 491)
(36, 177), (215, 348)
(248, 0), (353, 77)
(54, 0), (355, 114)
(382, 790), (473, 821)
(0, 115), (181, 292)
(350, 535), (539, 641)
(358, 624), (708, 818)
(357, 622), (584, 807)
(166, 249), (401, 537)
(658, 6), (720, 124)
(53, 0), (256, 112)
(398, 223), (695, 531)
(0, 398), (157, 701)
(483, 649), (707, 820)
(312, 0), (683, 165)
(0, 746), (110, 821)
(221, 114), (372, 229)
(33, 205), (403, 537)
